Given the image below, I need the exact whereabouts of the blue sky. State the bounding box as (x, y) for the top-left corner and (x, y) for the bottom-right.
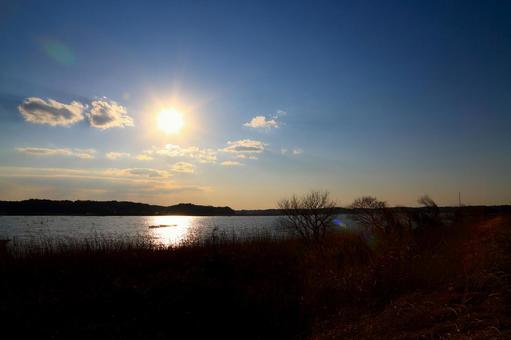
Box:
(0, 0), (510, 208)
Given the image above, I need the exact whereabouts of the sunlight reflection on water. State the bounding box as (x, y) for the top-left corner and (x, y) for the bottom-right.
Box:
(0, 215), (355, 247)
(147, 216), (195, 246)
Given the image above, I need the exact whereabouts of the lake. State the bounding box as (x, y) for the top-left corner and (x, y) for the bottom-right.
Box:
(0, 215), (355, 247)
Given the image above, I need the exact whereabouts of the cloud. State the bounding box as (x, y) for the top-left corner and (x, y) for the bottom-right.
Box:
(2, 166), (168, 180)
(222, 139), (266, 154)
(18, 97), (86, 126)
(221, 160), (243, 166)
(155, 144), (217, 163)
(123, 168), (169, 178)
(292, 148), (303, 155)
(170, 162), (195, 173)
(0, 166), (205, 203)
(243, 115), (279, 129)
(17, 147), (95, 159)
(88, 97), (134, 129)
(135, 153), (153, 161)
(70, 149), (96, 159)
(243, 110), (287, 129)
(105, 152), (131, 160)
(235, 154), (258, 160)
(144, 141), (265, 165)
(281, 147), (303, 156)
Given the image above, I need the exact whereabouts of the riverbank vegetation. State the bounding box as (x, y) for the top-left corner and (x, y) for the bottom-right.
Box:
(1, 206), (510, 339)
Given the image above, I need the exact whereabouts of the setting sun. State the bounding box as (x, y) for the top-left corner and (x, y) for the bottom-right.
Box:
(157, 108), (184, 134)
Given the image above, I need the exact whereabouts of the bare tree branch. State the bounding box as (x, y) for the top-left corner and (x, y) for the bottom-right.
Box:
(278, 190), (337, 243)
(350, 196), (387, 234)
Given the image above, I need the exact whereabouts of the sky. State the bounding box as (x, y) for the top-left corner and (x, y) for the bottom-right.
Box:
(0, 0), (510, 209)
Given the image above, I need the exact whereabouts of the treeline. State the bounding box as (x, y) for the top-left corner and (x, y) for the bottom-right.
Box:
(0, 199), (235, 216)
(236, 205), (511, 216)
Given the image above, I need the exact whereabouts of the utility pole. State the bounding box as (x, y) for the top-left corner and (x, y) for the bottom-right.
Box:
(458, 192), (461, 207)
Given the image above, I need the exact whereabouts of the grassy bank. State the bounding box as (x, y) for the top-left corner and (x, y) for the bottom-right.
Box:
(1, 212), (510, 339)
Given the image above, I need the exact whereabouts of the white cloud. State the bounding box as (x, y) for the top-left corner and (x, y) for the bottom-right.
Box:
(17, 147), (95, 159)
(243, 110), (287, 129)
(143, 141), (265, 166)
(292, 148), (303, 155)
(71, 149), (96, 159)
(221, 160), (243, 166)
(235, 154), (258, 160)
(135, 153), (153, 161)
(105, 152), (131, 160)
(281, 147), (303, 156)
(243, 115), (279, 129)
(88, 97), (134, 129)
(222, 139), (266, 154)
(170, 162), (195, 173)
(156, 144), (217, 163)
(18, 97), (86, 126)
(123, 168), (169, 178)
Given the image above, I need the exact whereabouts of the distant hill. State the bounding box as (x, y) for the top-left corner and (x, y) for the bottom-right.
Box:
(0, 199), (235, 216)
(0, 199), (509, 216)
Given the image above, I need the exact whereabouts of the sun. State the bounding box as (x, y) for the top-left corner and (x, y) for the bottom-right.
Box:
(157, 108), (184, 134)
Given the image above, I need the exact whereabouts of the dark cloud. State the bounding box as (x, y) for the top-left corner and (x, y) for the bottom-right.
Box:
(18, 97), (85, 126)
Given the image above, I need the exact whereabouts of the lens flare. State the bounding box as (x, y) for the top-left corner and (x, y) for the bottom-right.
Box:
(43, 39), (75, 65)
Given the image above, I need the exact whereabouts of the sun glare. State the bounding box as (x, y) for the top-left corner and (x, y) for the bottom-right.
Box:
(157, 108), (184, 134)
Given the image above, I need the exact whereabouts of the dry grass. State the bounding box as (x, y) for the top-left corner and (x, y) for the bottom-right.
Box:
(1, 212), (510, 339)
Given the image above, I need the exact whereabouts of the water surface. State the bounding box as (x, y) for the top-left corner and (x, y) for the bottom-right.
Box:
(0, 215), (350, 247)
(0, 215), (355, 247)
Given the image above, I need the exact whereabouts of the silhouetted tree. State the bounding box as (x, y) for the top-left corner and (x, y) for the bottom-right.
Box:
(350, 196), (387, 233)
(414, 195), (442, 229)
(417, 195), (437, 209)
(278, 191), (337, 243)
(351, 196), (413, 245)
